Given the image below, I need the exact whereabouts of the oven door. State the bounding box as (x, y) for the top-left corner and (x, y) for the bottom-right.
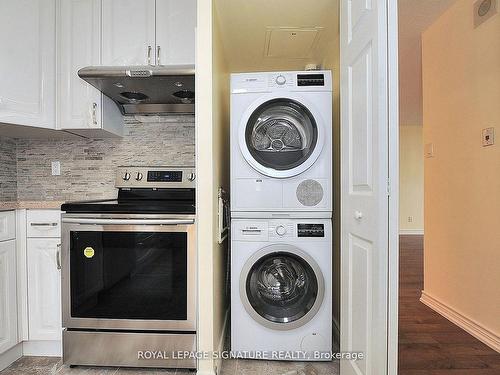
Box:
(61, 214), (196, 331)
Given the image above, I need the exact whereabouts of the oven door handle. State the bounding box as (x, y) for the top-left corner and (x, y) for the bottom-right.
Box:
(62, 218), (195, 225)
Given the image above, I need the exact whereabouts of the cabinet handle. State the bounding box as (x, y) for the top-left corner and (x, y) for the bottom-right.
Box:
(147, 45), (152, 65)
(56, 244), (62, 270)
(30, 222), (58, 227)
(92, 102), (98, 126)
(157, 45), (161, 65)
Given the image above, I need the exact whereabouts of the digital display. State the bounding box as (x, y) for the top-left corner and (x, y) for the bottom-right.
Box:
(297, 74), (325, 86)
(147, 171), (183, 182)
(298, 224), (325, 237)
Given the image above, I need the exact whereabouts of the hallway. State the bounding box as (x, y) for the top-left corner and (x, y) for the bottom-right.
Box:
(398, 235), (500, 374)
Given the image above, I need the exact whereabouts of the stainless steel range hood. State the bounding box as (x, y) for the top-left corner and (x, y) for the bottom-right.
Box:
(78, 65), (195, 115)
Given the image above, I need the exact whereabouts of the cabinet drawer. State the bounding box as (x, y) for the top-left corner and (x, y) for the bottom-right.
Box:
(27, 210), (61, 238)
(0, 211), (15, 242)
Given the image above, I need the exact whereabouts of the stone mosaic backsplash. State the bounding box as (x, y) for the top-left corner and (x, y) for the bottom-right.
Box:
(2, 115), (195, 202)
(0, 137), (17, 201)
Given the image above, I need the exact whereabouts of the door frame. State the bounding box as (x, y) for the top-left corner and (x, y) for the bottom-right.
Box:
(387, 0), (400, 373)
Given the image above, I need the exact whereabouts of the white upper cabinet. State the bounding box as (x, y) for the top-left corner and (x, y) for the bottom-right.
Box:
(102, 0), (156, 66)
(0, 0), (56, 129)
(57, 0), (123, 137)
(156, 0), (196, 66)
(57, 0), (102, 130)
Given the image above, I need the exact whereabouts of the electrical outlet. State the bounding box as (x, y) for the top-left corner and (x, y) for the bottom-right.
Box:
(51, 161), (61, 176)
(482, 127), (495, 146)
(407, 216), (413, 223)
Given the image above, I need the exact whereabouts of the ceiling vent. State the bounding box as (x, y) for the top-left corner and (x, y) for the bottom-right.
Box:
(264, 27), (323, 59)
(474, 0), (497, 28)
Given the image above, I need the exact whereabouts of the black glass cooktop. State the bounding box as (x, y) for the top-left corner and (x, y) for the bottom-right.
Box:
(61, 188), (195, 214)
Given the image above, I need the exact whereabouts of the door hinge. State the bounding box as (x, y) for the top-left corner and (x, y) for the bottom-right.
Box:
(387, 178), (391, 197)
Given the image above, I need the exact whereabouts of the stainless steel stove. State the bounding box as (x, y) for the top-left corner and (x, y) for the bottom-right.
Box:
(60, 167), (196, 369)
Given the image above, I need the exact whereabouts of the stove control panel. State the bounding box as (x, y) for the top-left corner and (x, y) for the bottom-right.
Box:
(116, 166), (196, 188)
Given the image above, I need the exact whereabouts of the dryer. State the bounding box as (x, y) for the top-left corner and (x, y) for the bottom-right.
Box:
(230, 71), (333, 217)
(231, 218), (332, 359)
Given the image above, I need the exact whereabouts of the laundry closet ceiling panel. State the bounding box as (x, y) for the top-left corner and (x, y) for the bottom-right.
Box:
(214, 0), (339, 72)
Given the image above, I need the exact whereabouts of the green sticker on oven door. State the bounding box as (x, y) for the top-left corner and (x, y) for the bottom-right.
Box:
(83, 247), (95, 258)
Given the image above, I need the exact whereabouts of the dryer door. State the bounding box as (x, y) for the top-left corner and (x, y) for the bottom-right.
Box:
(239, 95), (325, 178)
(240, 244), (325, 331)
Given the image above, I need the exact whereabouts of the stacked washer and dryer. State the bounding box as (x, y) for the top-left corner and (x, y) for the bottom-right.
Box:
(230, 71), (333, 359)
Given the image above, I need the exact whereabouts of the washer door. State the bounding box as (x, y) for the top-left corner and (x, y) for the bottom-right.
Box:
(239, 95), (325, 178)
(240, 244), (325, 331)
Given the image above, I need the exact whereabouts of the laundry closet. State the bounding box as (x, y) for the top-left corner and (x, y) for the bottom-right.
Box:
(196, 0), (398, 374)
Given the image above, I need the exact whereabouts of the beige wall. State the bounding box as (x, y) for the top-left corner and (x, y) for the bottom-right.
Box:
(399, 125), (424, 232)
(422, 0), (500, 340)
(196, 0), (230, 373)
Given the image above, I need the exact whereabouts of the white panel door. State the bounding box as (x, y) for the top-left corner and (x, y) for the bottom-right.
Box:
(340, 0), (398, 374)
(0, 240), (17, 354)
(156, 0), (196, 66)
(57, 0), (102, 130)
(102, 0), (156, 65)
(0, 0), (56, 129)
(27, 239), (62, 341)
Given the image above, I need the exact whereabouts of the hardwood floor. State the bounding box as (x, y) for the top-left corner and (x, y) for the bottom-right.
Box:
(398, 235), (500, 374)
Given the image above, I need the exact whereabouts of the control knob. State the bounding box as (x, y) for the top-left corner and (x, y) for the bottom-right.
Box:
(275, 75), (286, 85)
(276, 225), (287, 236)
(136, 172), (143, 181)
(123, 172), (131, 181)
(187, 172), (196, 182)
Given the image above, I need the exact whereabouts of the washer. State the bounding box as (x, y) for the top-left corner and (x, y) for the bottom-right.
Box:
(230, 71), (333, 217)
(231, 218), (332, 359)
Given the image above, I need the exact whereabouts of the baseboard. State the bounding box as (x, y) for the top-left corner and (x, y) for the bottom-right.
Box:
(214, 308), (230, 375)
(0, 343), (23, 371)
(22, 340), (62, 357)
(420, 291), (500, 353)
(399, 229), (424, 235)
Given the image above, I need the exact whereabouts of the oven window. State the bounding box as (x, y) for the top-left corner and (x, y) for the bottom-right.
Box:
(70, 231), (187, 320)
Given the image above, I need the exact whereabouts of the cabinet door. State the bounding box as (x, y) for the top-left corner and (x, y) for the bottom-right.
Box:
(57, 0), (102, 130)
(0, 240), (17, 354)
(0, 0), (56, 129)
(102, 0), (156, 65)
(27, 239), (61, 341)
(156, 0), (196, 66)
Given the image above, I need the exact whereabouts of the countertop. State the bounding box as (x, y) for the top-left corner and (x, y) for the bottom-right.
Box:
(0, 201), (65, 211)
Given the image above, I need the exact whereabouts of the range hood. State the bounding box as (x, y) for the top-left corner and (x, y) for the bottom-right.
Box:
(78, 65), (195, 115)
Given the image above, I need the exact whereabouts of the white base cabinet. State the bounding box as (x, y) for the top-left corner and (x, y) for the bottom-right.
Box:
(0, 240), (17, 355)
(27, 238), (62, 342)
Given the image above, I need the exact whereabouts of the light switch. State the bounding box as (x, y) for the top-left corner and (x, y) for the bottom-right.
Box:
(424, 143), (434, 158)
(482, 127), (495, 146)
(51, 161), (61, 176)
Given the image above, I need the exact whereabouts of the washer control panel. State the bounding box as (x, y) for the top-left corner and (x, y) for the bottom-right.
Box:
(269, 222), (295, 238)
(233, 220), (330, 241)
(298, 223), (325, 238)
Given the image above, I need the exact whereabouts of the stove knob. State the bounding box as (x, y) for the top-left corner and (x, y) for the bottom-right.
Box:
(276, 225), (287, 236)
(123, 172), (131, 181)
(136, 172), (143, 181)
(187, 172), (196, 182)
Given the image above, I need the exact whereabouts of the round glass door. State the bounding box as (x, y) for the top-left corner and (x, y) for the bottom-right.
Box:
(242, 248), (324, 330)
(244, 99), (318, 172)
